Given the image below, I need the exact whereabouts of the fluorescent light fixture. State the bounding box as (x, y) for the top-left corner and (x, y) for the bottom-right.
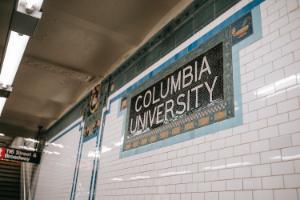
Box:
(0, 31), (29, 116)
(18, 0), (44, 12)
(0, 31), (29, 86)
(0, 0), (44, 117)
(0, 97), (6, 117)
(0, 133), (5, 137)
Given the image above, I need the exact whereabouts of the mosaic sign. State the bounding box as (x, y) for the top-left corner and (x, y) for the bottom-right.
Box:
(123, 28), (235, 151)
(129, 43), (223, 135)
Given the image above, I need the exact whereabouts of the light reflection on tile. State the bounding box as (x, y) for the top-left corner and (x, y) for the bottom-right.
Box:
(255, 75), (298, 97)
(161, 171), (192, 177)
(114, 140), (123, 147)
(101, 146), (112, 153)
(43, 150), (60, 155)
(129, 176), (151, 180)
(88, 150), (100, 158)
(203, 162), (251, 171)
(282, 154), (300, 161)
(111, 177), (124, 181)
(275, 75), (297, 90)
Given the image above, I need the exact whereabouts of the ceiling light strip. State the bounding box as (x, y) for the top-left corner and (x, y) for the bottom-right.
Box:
(0, 0), (44, 116)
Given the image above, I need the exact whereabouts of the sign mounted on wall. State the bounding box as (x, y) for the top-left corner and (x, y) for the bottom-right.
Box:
(128, 43), (223, 135)
(123, 28), (234, 151)
(0, 147), (41, 164)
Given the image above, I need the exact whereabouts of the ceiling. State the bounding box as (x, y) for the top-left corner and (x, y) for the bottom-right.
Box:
(0, 0), (192, 140)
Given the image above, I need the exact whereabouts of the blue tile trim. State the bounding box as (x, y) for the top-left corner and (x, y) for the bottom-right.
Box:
(119, 3), (263, 158)
(48, 121), (82, 143)
(87, 0), (265, 198)
(88, 108), (110, 200)
(70, 123), (84, 200)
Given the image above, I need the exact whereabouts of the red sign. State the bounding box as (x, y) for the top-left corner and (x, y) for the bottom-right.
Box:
(0, 147), (40, 164)
(0, 147), (6, 159)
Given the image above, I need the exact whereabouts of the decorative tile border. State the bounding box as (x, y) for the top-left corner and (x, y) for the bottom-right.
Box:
(122, 28), (234, 151)
(119, 3), (263, 158)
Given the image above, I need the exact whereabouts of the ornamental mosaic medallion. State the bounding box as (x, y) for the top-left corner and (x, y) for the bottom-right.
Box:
(83, 84), (101, 141)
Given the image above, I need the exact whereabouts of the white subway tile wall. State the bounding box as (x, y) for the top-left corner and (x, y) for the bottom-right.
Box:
(34, 121), (82, 200)
(74, 138), (97, 200)
(93, 0), (300, 199)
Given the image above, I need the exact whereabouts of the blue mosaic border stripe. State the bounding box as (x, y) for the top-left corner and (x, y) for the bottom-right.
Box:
(48, 121), (82, 143)
(119, 3), (263, 158)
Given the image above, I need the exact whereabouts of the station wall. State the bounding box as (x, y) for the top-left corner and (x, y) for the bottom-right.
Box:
(35, 0), (300, 199)
(96, 0), (300, 199)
